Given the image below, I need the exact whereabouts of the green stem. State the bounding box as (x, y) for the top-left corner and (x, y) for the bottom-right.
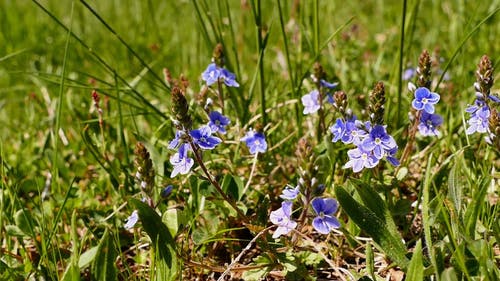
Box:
(396, 0), (407, 128)
(188, 141), (248, 222)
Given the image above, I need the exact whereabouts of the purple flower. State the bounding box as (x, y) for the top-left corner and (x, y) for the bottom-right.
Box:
(418, 112), (443, 136)
(190, 126), (222, 150)
(344, 146), (379, 173)
(466, 105), (490, 135)
(269, 201), (297, 238)
(201, 63), (239, 87)
(311, 198), (340, 234)
(208, 111), (231, 134)
(124, 210), (139, 229)
(170, 143), (194, 177)
(280, 185), (300, 200)
(412, 87), (440, 114)
(301, 90), (321, 115)
(360, 125), (398, 159)
(240, 130), (267, 154)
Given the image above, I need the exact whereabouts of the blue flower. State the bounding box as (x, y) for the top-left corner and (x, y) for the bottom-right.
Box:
(124, 210), (139, 229)
(311, 198), (340, 235)
(418, 112), (443, 136)
(344, 146), (379, 173)
(240, 130), (267, 154)
(160, 185), (174, 198)
(329, 117), (366, 145)
(280, 185), (300, 200)
(201, 63), (239, 87)
(168, 130), (183, 149)
(170, 143), (194, 177)
(466, 105), (490, 135)
(412, 87), (440, 114)
(360, 125), (398, 160)
(403, 67), (416, 81)
(220, 68), (240, 87)
(269, 201), (297, 238)
(190, 126), (222, 150)
(208, 111), (231, 134)
(320, 79), (339, 89)
(301, 90), (321, 115)
(201, 63), (221, 86)
(384, 147), (400, 167)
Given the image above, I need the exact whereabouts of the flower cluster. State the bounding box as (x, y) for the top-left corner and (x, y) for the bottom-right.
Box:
(301, 66), (338, 115)
(269, 185), (340, 238)
(465, 55), (499, 143)
(410, 86), (443, 136)
(330, 83), (400, 173)
(333, 119), (399, 172)
(169, 121), (227, 178)
(202, 63), (239, 87)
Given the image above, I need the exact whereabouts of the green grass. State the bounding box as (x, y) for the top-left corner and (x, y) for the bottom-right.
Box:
(1, 0), (499, 280)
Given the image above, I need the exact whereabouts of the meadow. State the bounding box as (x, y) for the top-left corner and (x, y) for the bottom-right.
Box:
(0, 0), (499, 280)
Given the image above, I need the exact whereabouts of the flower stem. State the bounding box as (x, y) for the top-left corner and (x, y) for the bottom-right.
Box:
(399, 110), (422, 167)
(217, 80), (225, 114)
(188, 141), (248, 223)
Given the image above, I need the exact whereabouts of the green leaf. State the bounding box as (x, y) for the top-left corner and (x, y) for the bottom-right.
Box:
(406, 240), (424, 281)
(130, 198), (178, 280)
(447, 162), (463, 216)
(162, 208), (187, 237)
(5, 225), (26, 237)
(348, 179), (399, 237)
(91, 229), (117, 281)
(14, 209), (34, 237)
(78, 246), (99, 269)
(61, 263), (81, 281)
(241, 255), (274, 281)
(221, 174), (244, 201)
(335, 186), (409, 269)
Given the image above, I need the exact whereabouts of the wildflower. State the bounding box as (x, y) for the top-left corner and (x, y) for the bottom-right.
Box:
(466, 105), (490, 135)
(160, 185), (174, 198)
(360, 125), (398, 160)
(124, 210), (139, 229)
(311, 198), (341, 234)
(208, 111), (230, 134)
(301, 90), (321, 115)
(220, 68), (240, 87)
(412, 87), (440, 114)
(134, 142), (155, 193)
(170, 143), (194, 177)
(344, 146), (379, 173)
(201, 63), (239, 87)
(418, 112), (443, 136)
(280, 185), (300, 200)
(269, 201), (297, 238)
(201, 63), (221, 86)
(330, 117), (366, 145)
(385, 147), (400, 167)
(168, 130), (183, 149)
(403, 67), (416, 81)
(320, 79), (339, 89)
(240, 129), (267, 154)
(190, 126), (221, 150)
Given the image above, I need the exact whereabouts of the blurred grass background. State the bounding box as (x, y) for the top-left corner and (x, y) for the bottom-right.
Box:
(0, 0), (498, 279)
